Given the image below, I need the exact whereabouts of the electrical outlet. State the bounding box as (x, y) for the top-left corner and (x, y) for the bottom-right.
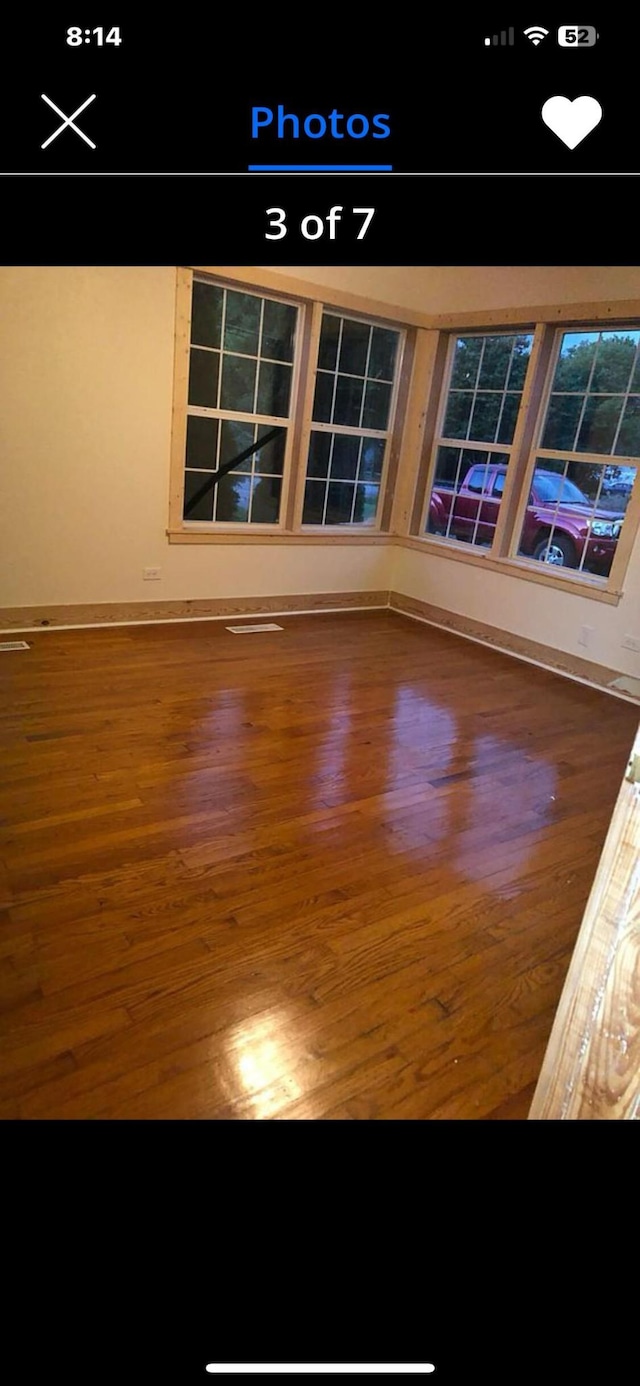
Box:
(622, 634), (640, 652)
(578, 624), (594, 649)
(143, 567), (161, 581)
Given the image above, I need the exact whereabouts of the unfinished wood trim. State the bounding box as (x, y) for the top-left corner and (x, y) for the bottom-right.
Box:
(189, 266), (428, 328)
(492, 324), (556, 557)
(408, 333), (451, 536)
(393, 536), (621, 604)
(167, 268), (193, 532)
(0, 591), (391, 632)
(289, 300), (325, 526)
(167, 530), (392, 546)
(190, 272), (640, 335)
(389, 590), (633, 693)
(427, 299), (640, 331)
(608, 464), (640, 591)
(388, 330), (439, 535)
(379, 330), (415, 533)
(529, 722), (640, 1119)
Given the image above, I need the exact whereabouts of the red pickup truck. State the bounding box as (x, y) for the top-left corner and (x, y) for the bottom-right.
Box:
(428, 463), (624, 574)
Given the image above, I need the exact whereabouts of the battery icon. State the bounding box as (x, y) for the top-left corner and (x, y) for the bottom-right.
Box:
(558, 25), (599, 46)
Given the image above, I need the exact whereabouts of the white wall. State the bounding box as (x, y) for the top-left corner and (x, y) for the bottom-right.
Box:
(0, 266), (390, 607)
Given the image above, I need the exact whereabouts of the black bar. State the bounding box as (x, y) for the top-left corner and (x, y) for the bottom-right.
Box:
(183, 426), (282, 517)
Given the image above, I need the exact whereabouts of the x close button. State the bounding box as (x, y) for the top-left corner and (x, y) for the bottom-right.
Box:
(41, 93), (97, 149)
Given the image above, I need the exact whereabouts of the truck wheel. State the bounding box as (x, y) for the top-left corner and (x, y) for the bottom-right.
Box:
(532, 534), (577, 567)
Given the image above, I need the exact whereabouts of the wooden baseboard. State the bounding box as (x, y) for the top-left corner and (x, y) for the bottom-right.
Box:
(389, 590), (636, 701)
(0, 590), (389, 632)
(3, 587), (636, 704)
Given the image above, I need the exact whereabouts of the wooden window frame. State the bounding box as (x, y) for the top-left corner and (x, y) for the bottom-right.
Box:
(168, 268), (412, 546)
(406, 316), (640, 606)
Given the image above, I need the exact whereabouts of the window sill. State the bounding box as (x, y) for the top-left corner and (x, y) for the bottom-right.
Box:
(394, 534), (622, 604)
(167, 528), (393, 545)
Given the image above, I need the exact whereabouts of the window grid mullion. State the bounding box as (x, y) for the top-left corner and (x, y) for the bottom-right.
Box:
(464, 338), (486, 441)
(570, 330), (601, 452)
(610, 337), (640, 457)
(576, 466), (608, 574)
(357, 326), (373, 430)
(217, 290), (227, 411)
(493, 339), (516, 443)
(329, 319), (344, 424)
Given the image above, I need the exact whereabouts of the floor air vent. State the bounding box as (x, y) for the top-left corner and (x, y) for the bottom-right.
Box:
(226, 623), (284, 634)
(609, 675), (640, 698)
(0, 641), (30, 651)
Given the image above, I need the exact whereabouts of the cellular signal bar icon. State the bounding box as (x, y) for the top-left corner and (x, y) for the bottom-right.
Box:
(484, 28), (515, 46)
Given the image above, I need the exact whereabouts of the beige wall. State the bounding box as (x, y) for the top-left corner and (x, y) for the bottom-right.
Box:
(389, 545), (640, 679)
(0, 266), (390, 607)
(1, 264), (639, 682)
(282, 265), (640, 316)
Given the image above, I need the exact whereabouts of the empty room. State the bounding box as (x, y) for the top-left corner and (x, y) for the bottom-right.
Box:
(1, 263), (638, 1120)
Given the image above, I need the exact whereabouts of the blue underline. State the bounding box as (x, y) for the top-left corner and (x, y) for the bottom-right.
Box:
(248, 164), (393, 171)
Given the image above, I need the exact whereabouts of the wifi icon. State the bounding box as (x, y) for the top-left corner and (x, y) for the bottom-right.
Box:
(524, 25), (549, 45)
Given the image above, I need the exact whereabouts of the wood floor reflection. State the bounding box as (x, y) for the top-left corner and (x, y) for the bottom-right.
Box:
(1, 610), (635, 1119)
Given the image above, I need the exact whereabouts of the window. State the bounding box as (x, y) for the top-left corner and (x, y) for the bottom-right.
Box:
(171, 271), (407, 540)
(515, 329), (640, 578)
(183, 277), (300, 527)
(302, 311), (403, 527)
(416, 320), (640, 599)
(423, 332), (533, 550)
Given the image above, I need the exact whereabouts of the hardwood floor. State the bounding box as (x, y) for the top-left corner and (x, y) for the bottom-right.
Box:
(0, 610), (636, 1119)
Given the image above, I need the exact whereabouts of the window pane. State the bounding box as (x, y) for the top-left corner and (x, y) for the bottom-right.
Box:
(257, 361), (292, 418)
(478, 336), (513, 391)
(339, 320), (370, 376)
(261, 300), (296, 362)
(326, 481), (355, 524)
(541, 394), (583, 451)
(576, 396), (624, 454)
(188, 348), (219, 408)
(468, 392), (502, 443)
(307, 432), (331, 478)
(553, 332), (598, 391)
(255, 426), (286, 475)
(442, 391), (473, 440)
(591, 332), (640, 392)
(450, 337), (482, 389)
(369, 327), (398, 381)
(362, 380), (392, 430)
(220, 355), (257, 413)
(353, 484), (379, 524)
(505, 336), (532, 390)
(334, 375), (364, 426)
(302, 480), (326, 524)
(220, 419), (254, 473)
(318, 315), (340, 371)
(517, 458), (634, 579)
(186, 415), (219, 470)
(615, 397), (640, 457)
(359, 437), (385, 482)
(426, 447), (508, 550)
(216, 473), (251, 522)
(331, 435), (360, 480)
(183, 471), (214, 522)
(250, 476), (282, 523)
(313, 371), (334, 422)
(223, 291), (261, 355)
(497, 393), (521, 445)
(191, 282), (223, 349)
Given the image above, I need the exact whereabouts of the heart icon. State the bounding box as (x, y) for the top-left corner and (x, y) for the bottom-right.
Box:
(541, 96), (602, 149)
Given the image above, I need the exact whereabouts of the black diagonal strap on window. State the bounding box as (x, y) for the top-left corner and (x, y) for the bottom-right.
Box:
(184, 426), (282, 517)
